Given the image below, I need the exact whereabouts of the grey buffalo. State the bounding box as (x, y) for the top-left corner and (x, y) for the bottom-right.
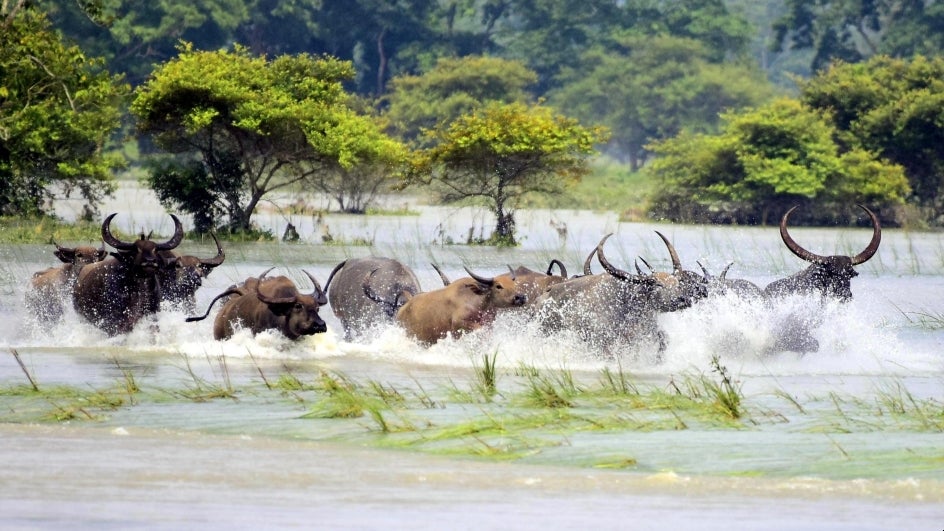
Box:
(72, 213), (184, 335)
(534, 233), (706, 356)
(187, 269), (329, 340)
(25, 242), (107, 322)
(325, 257), (422, 340)
(158, 233), (226, 312)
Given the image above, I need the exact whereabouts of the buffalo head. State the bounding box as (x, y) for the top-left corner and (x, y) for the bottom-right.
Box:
(102, 212), (184, 274)
(764, 204), (881, 301)
(253, 270), (329, 338)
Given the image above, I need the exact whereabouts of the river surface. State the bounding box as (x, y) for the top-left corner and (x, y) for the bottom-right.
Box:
(0, 184), (942, 529)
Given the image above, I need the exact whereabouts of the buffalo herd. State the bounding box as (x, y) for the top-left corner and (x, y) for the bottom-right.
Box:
(25, 205), (882, 356)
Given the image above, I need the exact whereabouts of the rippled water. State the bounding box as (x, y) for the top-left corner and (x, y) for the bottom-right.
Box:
(1, 185), (942, 528)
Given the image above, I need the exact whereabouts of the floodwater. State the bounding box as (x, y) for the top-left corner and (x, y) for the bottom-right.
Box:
(1, 183), (942, 529)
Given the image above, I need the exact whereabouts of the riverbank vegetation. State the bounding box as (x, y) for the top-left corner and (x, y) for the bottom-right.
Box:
(3, 1), (944, 243)
(2, 348), (941, 475)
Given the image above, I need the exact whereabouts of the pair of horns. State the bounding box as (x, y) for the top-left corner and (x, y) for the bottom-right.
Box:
(781, 204), (881, 266)
(102, 213), (183, 251)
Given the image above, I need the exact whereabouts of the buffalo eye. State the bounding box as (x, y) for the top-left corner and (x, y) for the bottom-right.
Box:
(294, 303), (303, 311)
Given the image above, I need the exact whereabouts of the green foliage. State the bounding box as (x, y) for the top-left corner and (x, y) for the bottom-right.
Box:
(550, 34), (777, 170)
(0, 7), (127, 217)
(772, 0), (944, 73)
(800, 55), (944, 223)
(132, 45), (407, 232)
(647, 97), (910, 224)
(383, 56), (538, 145)
(412, 101), (608, 244)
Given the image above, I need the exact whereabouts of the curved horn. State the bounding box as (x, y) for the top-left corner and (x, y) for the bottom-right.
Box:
(431, 263), (451, 285)
(256, 274), (298, 305)
(101, 213), (135, 251)
(507, 265), (517, 281)
(322, 260), (348, 293)
(780, 206), (827, 264)
(851, 204), (882, 266)
(199, 233), (226, 267)
(720, 262), (733, 282)
(582, 247), (597, 276)
(546, 259), (567, 278)
(464, 266), (494, 286)
(696, 261), (712, 279)
(654, 231), (682, 274)
(362, 269), (400, 317)
(638, 256), (655, 273)
(155, 214), (184, 251)
(303, 270), (328, 305)
(596, 234), (635, 282)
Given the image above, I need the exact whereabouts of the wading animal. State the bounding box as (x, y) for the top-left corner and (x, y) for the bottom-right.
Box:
(158, 233), (226, 312)
(324, 257), (422, 340)
(365, 267), (528, 345)
(187, 269), (329, 340)
(762, 204), (881, 352)
(764, 204), (881, 301)
(534, 233), (704, 356)
(72, 213), (184, 335)
(25, 242), (107, 322)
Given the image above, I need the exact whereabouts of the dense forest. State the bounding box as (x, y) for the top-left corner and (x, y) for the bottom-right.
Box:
(3, 0), (943, 238)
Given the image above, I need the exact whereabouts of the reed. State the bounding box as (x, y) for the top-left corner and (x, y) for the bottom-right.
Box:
(472, 351), (499, 400)
(9, 348), (39, 392)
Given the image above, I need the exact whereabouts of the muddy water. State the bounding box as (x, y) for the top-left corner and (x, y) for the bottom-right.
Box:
(0, 184), (942, 528)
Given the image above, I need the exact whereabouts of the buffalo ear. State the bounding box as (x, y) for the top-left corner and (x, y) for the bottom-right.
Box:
(466, 280), (489, 296)
(96, 248), (108, 261)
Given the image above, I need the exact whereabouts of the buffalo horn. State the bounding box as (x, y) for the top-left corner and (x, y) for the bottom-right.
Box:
(654, 231), (682, 274)
(596, 234), (635, 282)
(304, 270), (328, 305)
(546, 259), (568, 278)
(431, 263), (451, 285)
(464, 267), (494, 286)
(155, 215), (184, 251)
(200, 233), (226, 267)
(101, 213), (136, 251)
(779, 206), (826, 264)
(850, 204), (882, 266)
(322, 260), (348, 294)
(506, 265), (517, 281)
(582, 247), (597, 276)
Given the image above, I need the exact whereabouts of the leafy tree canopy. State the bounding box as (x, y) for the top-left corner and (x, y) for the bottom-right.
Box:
(383, 55), (537, 145)
(800, 55), (944, 221)
(550, 34), (776, 171)
(132, 44), (407, 232)
(647, 97), (910, 225)
(0, 5), (127, 217)
(410, 101), (608, 244)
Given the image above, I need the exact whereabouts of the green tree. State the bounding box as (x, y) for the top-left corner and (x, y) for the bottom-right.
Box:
(0, 5), (127, 217)
(772, 0), (944, 73)
(800, 55), (944, 222)
(383, 56), (538, 145)
(647, 98), (910, 225)
(410, 101), (608, 245)
(550, 35), (776, 171)
(131, 44), (407, 233)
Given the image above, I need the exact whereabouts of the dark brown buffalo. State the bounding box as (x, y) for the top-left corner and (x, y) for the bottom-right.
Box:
(25, 242), (107, 322)
(534, 234), (704, 356)
(187, 269), (328, 340)
(764, 204), (881, 301)
(366, 267), (527, 345)
(158, 233), (225, 311)
(324, 257), (422, 340)
(72, 213), (184, 335)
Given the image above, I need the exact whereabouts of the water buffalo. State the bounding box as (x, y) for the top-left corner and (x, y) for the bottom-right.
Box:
(534, 234), (703, 357)
(761, 204), (881, 353)
(764, 204), (881, 301)
(158, 233), (226, 311)
(324, 257), (422, 340)
(493, 259), (570, 306)
(72, 213), (184, 335)
(366, 266), (528, 345)
(25, 242), (107, 322)
(187, 269), (329, 340)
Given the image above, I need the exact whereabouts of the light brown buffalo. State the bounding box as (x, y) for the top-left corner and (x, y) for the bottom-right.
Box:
(365, 267), (527, 345)
(25, 242), (107, 322)
(187, 269), (329, 340)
